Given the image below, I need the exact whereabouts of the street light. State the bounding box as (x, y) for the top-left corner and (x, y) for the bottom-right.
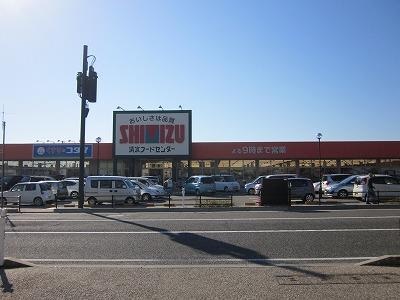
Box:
(137, 106), (144, 111)
(316, 132), (323, 205)
(178, 105), (182, 110)
(96, 137), (101, 175)
(116, 106), (125, 111)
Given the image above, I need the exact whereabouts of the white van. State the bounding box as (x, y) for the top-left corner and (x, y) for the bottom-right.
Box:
(84, 176), (139, 206)
(353, 174), (400, 201)
(212, 175), (240, 193)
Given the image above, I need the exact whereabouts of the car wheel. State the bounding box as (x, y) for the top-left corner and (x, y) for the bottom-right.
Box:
(304, 193), (314, 203)
(125, 197), (135, 205)
(141, 193), (152, 202)
(33, 197), (43, 206)
(337, 189), (348, 198)
(223, 186), (229, 192)
(70, 191), (78, 199)
(87, 197), (96, 207)
(248, 188), (255, 195)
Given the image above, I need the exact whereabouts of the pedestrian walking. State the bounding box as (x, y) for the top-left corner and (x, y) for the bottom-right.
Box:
(164, 177), (174, 195)
(366, 173), (375, 204)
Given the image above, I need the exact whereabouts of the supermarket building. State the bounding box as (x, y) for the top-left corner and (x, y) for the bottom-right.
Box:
(1, 110), (400, 183)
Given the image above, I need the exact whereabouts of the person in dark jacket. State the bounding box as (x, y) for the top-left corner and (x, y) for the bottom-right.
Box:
(366, 173), (375, 204)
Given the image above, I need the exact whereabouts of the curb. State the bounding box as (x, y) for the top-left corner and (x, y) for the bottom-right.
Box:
(46, 203), (400, 213)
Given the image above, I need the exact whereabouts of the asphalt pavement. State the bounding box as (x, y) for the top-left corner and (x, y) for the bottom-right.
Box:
(1, 196), (400, 299)
(1, 263), (400, 299)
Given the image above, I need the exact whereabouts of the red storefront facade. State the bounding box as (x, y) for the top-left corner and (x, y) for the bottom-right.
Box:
(1, 141), (400, 183)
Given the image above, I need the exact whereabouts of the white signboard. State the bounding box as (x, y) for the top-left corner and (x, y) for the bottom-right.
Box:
(113, 110), (192, 157)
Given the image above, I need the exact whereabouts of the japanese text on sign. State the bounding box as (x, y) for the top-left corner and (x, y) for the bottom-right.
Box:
(232, 146), (287, 155)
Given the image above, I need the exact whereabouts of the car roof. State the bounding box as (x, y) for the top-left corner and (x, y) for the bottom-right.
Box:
(323, 173), (352, 176)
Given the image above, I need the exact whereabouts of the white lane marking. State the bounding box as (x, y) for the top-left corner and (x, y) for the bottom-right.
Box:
(7, 216), (400, 222)
(22, 257), (376, 263)
(5, 228), (400, 234)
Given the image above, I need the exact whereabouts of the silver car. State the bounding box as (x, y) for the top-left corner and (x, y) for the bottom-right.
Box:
(130, 180), (166, 201)
(245, 176), (266, 195)
(324, 175), (358, 198)
(2, 182), (55, 206)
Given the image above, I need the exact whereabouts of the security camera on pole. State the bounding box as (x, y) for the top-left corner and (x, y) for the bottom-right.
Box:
(76, 45), (98, 209)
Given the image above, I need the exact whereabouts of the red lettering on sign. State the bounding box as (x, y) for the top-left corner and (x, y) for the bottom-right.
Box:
(175, 124), (185, 143)
(119, 125), (129, 144)
(119, 124), (186, 144)
(160, 125), (165, 143)
(165, 125), (174, 143)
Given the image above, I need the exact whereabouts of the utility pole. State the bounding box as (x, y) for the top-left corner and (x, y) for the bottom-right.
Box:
(77, 45), (98, 208)
(78, 45), (88, 209)
(1, 111), (5, 208)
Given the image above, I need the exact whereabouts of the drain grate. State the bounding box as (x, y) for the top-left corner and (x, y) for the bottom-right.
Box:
(276, 273), (400, 285)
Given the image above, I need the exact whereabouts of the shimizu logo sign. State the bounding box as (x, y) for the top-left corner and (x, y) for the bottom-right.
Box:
(113, 110), (192, 157)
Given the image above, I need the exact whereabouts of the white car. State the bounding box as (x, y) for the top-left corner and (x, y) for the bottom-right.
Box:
(324, 175), (358, 198)
(320, 174), (353, 193)
(245, 176), (266, 195)
(2, 182), (55, 206)
(212, 175), (240, 192)
(353, 174), (400, 201)
(61, 179), (80, 199)
(130, 180), (167, 201)
(128, 177), (165, 194)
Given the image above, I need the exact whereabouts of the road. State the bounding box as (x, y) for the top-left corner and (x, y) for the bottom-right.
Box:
(4, 208), (400, 266)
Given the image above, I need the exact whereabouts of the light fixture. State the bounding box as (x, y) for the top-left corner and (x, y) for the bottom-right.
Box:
(116, 106), (126, 111)
(178, 105), (182, 110)
(158, 105), (163, 110)
(137, 106), (144, 111)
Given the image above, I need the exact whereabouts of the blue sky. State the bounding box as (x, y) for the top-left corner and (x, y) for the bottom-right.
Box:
(1, 0), (399, 144)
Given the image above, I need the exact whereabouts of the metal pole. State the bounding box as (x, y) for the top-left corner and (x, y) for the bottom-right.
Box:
(97, 141), (100, 175)
(78, 45), (88, 209)
(318, 137), (322, 205)
(1, 119), (5, 208)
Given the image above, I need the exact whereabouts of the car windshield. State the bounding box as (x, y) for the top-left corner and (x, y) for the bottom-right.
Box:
(124, 180), (134, 188)
(39, 183), (51, 191)
(130, 180), (146, 189)
(338, 175), (357, 185)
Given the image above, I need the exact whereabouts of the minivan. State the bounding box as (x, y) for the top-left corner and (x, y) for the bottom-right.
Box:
(184, 176), (216, 195)
(212, 175), (240, 193)
(353, 174), (400, 202)
(2, 182), (55, 206)
(288, 178), (315, 203)
(254, 174), (297, 195)
(85, 176), (138, 206)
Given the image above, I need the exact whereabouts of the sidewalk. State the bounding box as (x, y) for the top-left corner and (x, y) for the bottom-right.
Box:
(4, 196), (400, 214)
(1, 262), (400, 299)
